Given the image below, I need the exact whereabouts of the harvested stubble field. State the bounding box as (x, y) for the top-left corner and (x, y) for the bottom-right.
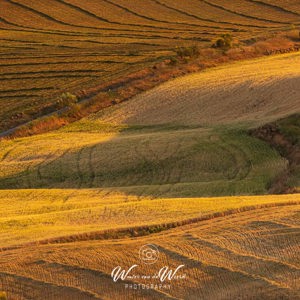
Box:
(96, 52), (300, 126)
(1, 1), (300, 299)
(0, 51), (300, 299)
(1, 0), (300, 131)
(0, 54), (298, 196)
(0, 192), (299, 299)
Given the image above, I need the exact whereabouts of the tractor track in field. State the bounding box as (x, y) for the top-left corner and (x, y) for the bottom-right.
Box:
(88, 145), (97, 188)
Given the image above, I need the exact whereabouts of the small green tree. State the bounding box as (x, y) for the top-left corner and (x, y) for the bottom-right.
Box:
(213, 34), (233, 50)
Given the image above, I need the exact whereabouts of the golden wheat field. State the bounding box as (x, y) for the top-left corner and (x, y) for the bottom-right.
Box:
(1, 0), (300, 131)
(1, 1), (300, 299)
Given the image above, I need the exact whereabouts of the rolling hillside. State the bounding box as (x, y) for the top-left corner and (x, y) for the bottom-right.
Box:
(1, 0), (300, 131)
(0, 53), (299, 299)
(0, 192), (299, 299)
(1, 2), (300, 299)
(0, 54), (298, 196)
(96, 53), (300, 126)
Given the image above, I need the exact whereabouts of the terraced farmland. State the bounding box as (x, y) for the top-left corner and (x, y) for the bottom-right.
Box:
(1, 0), (300, 131)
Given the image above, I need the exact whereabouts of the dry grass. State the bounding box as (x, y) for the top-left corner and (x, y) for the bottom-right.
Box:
(0, 189), (298, 248)
(95, 52), (300, 127)
(0, 196), (299, 299)
(1, 3), (300, 297)
(0, 123), (288, 197)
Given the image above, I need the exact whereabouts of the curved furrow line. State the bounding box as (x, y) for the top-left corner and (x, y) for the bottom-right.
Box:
(2, 202), (297, 251)
(227, 144), (252, 181)
(1, 70), (105, 77)
(0, 53), (138, 59)
(0, 21), (204, 38)
(132, 140), (156, 187)
(0, 75), (102, 82)
(81, 34), (210, 43)
(62, 40), (163, 47)
(55, 0), (118, 24)
(163, 136), (189, 184)
(0, 24), (112, 37)
(184, 233), (300, 285)
(0, 8), (103, 36)
(0, 60), (126, 67)
(150, 0), (279, 29)
(218, 136), (252, 181)
(6, 0), (106, 32)
(158, 244), (293, 292)
(154, 137), (189, 197)
(0, 271), (102, 300)
(76, 148), (84, 189)
(247, 0), (300, 17)
(0, 38), (41, 44)
(0, 146), (16, 162)
(2, 5), (195, 38)
(200, 0), (291, 25)
(35, 260), (179, 300)
(36, 151), (61, 181)
(145, 140), (170, 184)
(0, 95), (41, 100)
(58, 0), (209, 33)
(207, 140), (240, 180)
(103, 0), (200, 26)
(0, 16), (50, 33)
(87, 31), (211, 39)
(59, 0), (158, 28)
(0, 87), (54, 94)
(102, 0), (246, 32)
(88, 145), (96, 188)
(38, 149), (70, 183)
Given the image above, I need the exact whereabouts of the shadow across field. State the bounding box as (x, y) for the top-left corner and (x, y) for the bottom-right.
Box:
(0, 124), (286, 198)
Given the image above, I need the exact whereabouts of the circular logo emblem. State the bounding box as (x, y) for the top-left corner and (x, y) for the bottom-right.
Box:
(139, 244), (159, 264)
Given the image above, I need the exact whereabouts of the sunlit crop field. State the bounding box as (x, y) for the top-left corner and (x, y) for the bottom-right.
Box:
(1, 0), (300, 131)
(1, 54), (299, 197)
(1, 190), (298, 248)
(96, 53), (300, 127)
(0, 191), (299, 299)
(1, 2), (300, 297)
